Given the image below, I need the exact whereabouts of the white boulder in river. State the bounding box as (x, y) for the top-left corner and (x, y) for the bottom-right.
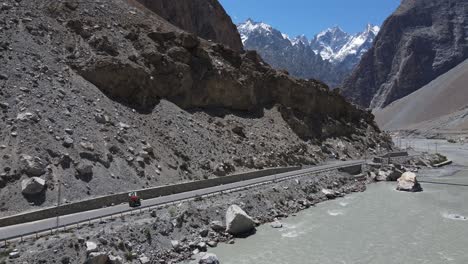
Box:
(397, 172), (423, 192)
(225, 205), (256, 236)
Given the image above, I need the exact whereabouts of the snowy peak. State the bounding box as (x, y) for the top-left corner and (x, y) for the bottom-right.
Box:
(366, 23), (381, 35)
(291, 34), (309, 46)
(237, 19), (288, 44)
(236, 19), (381, 87)
(312, 24), (380, 63)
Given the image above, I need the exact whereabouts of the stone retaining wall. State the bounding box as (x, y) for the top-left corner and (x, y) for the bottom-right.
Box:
(0, 167), (300, 228)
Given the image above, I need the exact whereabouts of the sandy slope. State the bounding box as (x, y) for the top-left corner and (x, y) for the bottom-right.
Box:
(374, 59), (468, 134)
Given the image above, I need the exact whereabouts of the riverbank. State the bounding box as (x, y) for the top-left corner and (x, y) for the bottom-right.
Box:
(211, 139), (467, 264)
(1, 167), (368, 263)
(0, 152), (439, 264)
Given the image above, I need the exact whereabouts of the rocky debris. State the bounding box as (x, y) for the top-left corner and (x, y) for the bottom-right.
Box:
(210, 220), (225, 232)
(63, 136), (74, 148)
(171, 240), (181, 251)
(19, 155), (47, 176)
(139, 255), (150, 263)
(108, 255), (123, 264)
(76, 162), (93, 178)
(80, 142), (95, 151)
(231, 126), (246, 138)
(207, 241), (218, 248)
(199, 253), (220, 264)
(375, 170), (390, 182)
(225, 205), (256, 236)
(9, 250), (20, 259)
(396, 172), (422, 192)
(86, 241), (98, 253)
(270, 219), (283, 228)
(321, 188), (341, 199)
(17, 111), (40, 122)
(376, 168), (402, 182)
(86, 252), (108, 264)
(21, 177), (46, 195)
(94, 113), (110, 124)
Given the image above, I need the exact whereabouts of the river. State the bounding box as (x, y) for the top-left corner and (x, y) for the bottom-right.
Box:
(211, 139), (468, 263)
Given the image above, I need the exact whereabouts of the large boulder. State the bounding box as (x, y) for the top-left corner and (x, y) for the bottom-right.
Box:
(199, 253), (220, 264)
(397, 172), (423, 192)
(76, 162), (93, 178)
(225, 205), (255, 236)
(21, 177), (46, 195)
(19, 155), (47, 176)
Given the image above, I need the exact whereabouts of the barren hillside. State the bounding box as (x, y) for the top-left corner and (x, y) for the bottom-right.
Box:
(0, 0), (391, 217)
(375, 59), (468, 134)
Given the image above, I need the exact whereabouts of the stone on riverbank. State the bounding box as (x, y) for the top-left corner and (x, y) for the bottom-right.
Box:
(199, 253), (220, 264)
(225, 205), (255, 236)
(270, 220), (283, 228)
(396, 172), (422, 192)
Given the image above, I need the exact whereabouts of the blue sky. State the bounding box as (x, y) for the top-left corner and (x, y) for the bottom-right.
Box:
(219, 0), (400, 37)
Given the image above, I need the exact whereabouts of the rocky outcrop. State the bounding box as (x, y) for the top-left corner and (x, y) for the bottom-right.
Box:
(342, 0), (468, 108)
(225, 205), (256, 236)
(74, 27), (376, 140)
(136, 0), (243, 52)
(21, 177), (46, 195)
(397, 172), (423, 192)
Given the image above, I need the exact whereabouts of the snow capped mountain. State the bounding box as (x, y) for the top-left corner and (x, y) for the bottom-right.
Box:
(237, 19), (380, 87)
(311, 26), (351, 61)
(291, 34), (309, 47)
(238, 18), (287, 44)
(310, 24), (380, 63)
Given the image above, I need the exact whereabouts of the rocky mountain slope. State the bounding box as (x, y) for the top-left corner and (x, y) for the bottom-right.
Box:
(342, 0), (468, 109)
(238, 20), (379, 87)
(0, 0), (391, 217)
(135, 0), (243, 52)
(374, 59), (468, 136)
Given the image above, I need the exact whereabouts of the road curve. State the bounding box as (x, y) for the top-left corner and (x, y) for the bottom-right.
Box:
(0, 160), (363, 241)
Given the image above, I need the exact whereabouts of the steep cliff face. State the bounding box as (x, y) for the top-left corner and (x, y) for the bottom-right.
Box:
(342, 0), (468, 109)
(136, 0), (243, 52)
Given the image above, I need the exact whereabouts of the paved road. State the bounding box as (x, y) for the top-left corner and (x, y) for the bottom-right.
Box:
(0, 160), (364, 241)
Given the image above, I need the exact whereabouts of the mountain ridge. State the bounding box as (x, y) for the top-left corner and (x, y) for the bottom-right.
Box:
(238, 19), (380, 87)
